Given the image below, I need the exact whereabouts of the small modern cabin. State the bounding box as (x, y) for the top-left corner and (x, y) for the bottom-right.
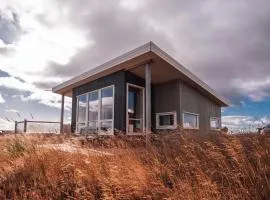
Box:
(52, 42), (229, 135)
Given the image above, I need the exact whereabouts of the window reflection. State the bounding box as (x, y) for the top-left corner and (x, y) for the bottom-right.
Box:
(210, 118), (220, 129)
(78, 95), (86, 122)
(77, 86), (114, 134)
(88, 91), (98, 120)
(101, 87), (113, 120)
(183, 113), (199, 129)
(88, 91), (99, 130)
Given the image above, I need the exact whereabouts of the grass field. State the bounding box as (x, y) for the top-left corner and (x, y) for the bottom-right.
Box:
(0, 132), (269, 199)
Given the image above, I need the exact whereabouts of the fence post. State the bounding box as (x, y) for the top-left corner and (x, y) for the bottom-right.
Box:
(60, 94), (65, 134)
(14, 121), (17, 133)
(24, 119), (27, 133)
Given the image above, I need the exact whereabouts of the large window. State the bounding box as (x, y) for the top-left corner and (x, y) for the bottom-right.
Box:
(210, 117), (220, 130)
(76, 85), (114, 134)
(77, 94), (87, 131)
(100, 87), (114, 132)
(156, 112), (177, 129)
(183, 112), (199, 129)
(88, 91), (99, 130)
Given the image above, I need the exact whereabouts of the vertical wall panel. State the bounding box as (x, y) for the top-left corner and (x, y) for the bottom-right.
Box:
(153, 80), (180, 129)
(179, 80), (221, 133)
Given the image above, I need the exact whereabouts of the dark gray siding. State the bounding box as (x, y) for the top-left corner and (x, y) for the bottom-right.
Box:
(180, 80), (221, 133)
(125, 71), (145, 87)
(153, 80), (180, 129)
(72, 71), (147, 133)
(71, 69), (221, 133)
(71, 70), (126, 133)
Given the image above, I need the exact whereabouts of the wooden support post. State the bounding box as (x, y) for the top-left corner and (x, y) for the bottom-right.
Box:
(60, 94), (65, 134)
(145, 63), (151, 144)
(23, 119), (27, 133)
(14, 121), (17, 133)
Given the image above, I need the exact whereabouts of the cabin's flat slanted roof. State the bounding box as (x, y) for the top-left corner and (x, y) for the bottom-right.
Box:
(52, 41), (230, 106)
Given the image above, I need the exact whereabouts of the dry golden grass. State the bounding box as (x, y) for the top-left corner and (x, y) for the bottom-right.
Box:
(0, 132), (269, 199)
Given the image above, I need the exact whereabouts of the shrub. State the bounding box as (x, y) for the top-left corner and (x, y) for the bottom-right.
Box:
(5, 137), (27, 158)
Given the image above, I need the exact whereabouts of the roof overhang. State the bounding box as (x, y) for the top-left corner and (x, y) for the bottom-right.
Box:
(52, 41), (230, 106)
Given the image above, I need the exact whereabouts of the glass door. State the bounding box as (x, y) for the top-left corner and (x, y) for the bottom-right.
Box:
(126, 83), (145, 134)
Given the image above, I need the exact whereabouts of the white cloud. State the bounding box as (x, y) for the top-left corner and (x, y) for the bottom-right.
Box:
(0, 93), (5, 103)
(0, 76), (71, 110)
(260, 116), (270, 124)
(119, 0), (145, 10)
(0, 117), (13, 130)
(235, 78), (270, 102)
(0, 0), (89, 85)
(24, 90), (72, 111)
(222, 115), (269, 133)
(0, 77), (34, 91)
(0, 1), (86, 121)
(5, 109), (19, 113)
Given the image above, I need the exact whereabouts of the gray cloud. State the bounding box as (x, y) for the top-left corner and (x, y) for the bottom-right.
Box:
(44, 0), (173, 78)
(33, 80), (59, 90)
(0, 46), (16, 55)
(0, 9), (22, 44)
(38, 0), (270, 104)
(0, 69), (26, 83)
(0, 70), (10, 77)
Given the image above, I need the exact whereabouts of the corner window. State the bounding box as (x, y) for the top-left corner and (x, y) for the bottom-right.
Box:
(183, 112), (199, 129)
(156, 112), (177, 129)
(76, 85), (114, 134)
(210, 117), (220, 129)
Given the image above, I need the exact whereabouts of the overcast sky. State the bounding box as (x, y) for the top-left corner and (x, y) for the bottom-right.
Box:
(0, 0), (270, 131)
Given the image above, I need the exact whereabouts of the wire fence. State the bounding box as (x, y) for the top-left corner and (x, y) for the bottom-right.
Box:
(15, 120), (63, 134)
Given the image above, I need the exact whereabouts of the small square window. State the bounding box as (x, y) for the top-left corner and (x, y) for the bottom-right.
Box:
(156, 112), (177, 129)
(183, 112), (199, 129)
(210, 118), (220, 129)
